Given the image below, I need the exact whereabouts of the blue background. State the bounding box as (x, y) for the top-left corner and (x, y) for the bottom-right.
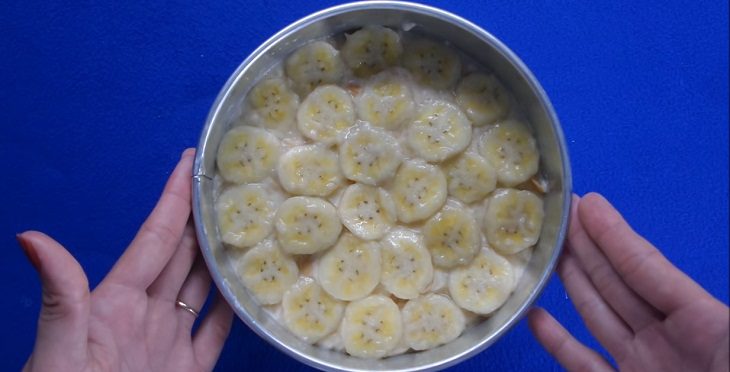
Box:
(1, 1), (727, 370)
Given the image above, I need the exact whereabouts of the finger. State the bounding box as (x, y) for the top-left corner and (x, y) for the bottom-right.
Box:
(528, 308), (614, 372)
(107, 148), (195, 289)
(193, 292), (234, 370)
(567, 195), (662, 331)
(559, 251), (632, 361)
(147, 220), (198, 301)
(578, 192), (710, 314)
(176, 257), (212, 328)
(18, 231), (90, 371)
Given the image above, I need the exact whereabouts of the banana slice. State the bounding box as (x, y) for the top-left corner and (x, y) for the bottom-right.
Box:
(391, 159), (447, 223)
(216, 184), (278, 248)
(448, 247), (515, 315)
(285, 41), (345, 95)
(354, 68), (415, 130)
(407, 101), (472, 163)
(423, 200), (480, 269)
(455, 73), (510, 126)
(478, 120), (539, 186)
(216, 125), (280, 184)
(403, 39), (461, 89)
(341, 25), (402, 77)
(444, 152), (497, 204)
(297, 85), (356, 144)
(341, 294), (403, 359)
(380, 229), (433, 299)
(401, 293), (465, 351)
(237, 239), (299, 305)
(282, 276), (345, 343)
(277, 144), (344, 196)
(318, 233), (381, 301)
(338, 184), (397, 240)
(248, 77), (300, 132)
(484, 188), (544, 255)
(275, 196), (342, 255)
(339, 124), (402, 185)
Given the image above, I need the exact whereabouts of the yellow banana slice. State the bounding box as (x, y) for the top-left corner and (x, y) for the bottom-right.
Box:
(339, 124), (402, 185)
(282, 276), (345, 343)
(403, 39), (461, 89)
(448, 247), (515, 315)
(297, 85), (356, 144)
(401, 293), (465, 351)
(285, 41), (345, 95)
(216, 125), (280, 184)
(484, 188), (544, 255)
(444, 151), (497, 204)
(354, 68), (415, 130)
(423, 199), (480, 269)
(338, 184), (397, 240)
(391, 159), (447, 223)
(455, 73), (510, 126)
(277, 144), (344, 196)
(237, 239), (299, 305)
(341, 294), (403, 359)
(341, 25), (403, 77)
(275, 196), (342, 255)
(380, 228), (434, 299)
(317, 232), (381, 301)
(216, 184), (278, 248)
(407, 101), (472, 163)
(478, 120), (539, 186)
(248, 77), (300, 132)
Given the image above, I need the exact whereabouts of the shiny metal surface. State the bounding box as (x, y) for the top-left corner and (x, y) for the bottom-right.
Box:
(193, 2), (571, 370)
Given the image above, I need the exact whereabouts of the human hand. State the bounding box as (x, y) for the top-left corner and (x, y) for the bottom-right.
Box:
(528, 193), (729, 371)
(18, 149), (234, 372)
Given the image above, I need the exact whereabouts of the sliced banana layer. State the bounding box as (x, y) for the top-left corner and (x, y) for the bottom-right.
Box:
(407, 101), (472, 163)
(448, 247), (515, 315)
(297, 85), (355, 144)
(354, 68), (415, 130)
(444, 152), (497, 204)
(338, 184), (397, 240)
(478, 120), (539, 186)
(275, 196), (342, 255)
(391, 160), (447, 223)
(216, 184), (278, 248)
(341, 25), (403, 77)
(339, 124), (402, 185)
(285, 41), (345, 95)
(318, 233), (381, 301)
(403, 39), (461, 89)
(484, 188), (544, 255)
(217, 125), (280, 184)
(277, 145), (344, 196)
(455, 73), (510, 126)
(401, 293), (465, 351)
(341, 294), (403, 359)
(248, 77), (300, 132)
(282, 277), (345, 343)
(380, 229), (433, 299)
(423, 200), (480, 269)
(237, 239), (299, 305)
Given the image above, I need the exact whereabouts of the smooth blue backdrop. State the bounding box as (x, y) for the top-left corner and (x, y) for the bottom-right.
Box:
(1, 1), (728, 370)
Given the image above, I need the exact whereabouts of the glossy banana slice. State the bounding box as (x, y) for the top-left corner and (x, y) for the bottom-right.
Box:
(478, 120), (539, 186)
(275, 196), (342, 255)
(285, 41), (345, 94)
(248, 77), (300, 132)
(216, 125), (280, 184)
(484, 188), (544, 254)
(455, 73), (510, 126)
(407, 101), (472, 163)
(318, 232), (381, 301)
(277, 144), (344, 196)
(380, 229), (433, 299)
(401, 293), (465, 351)
(216, 184), (278, 248)
(403, 39), (461, 89)
(338, 184), (397, 240)
(282, 276), (345, 343)
(341, 294), (403, 359)
(237, 239), (299, 305)
(339, 124), (402, 185)
(342, 25), (403, 77)
(391, 159), (447, 223)
(354, 68), (415, 130)
(444, 152), (497, 204)
(448, 247), (515, 315)
(423, 200), (480, 269)
(297, 85), (356, 144)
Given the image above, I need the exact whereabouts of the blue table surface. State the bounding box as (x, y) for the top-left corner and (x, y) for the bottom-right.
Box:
(1, 0), (727, 370)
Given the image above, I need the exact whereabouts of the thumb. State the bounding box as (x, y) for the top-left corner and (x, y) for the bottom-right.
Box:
(18, 231), (90, 370)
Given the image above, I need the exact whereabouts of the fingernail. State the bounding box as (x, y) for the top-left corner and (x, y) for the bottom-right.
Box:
(182, 148), (196, 158)
(17, 234), (41, 271)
